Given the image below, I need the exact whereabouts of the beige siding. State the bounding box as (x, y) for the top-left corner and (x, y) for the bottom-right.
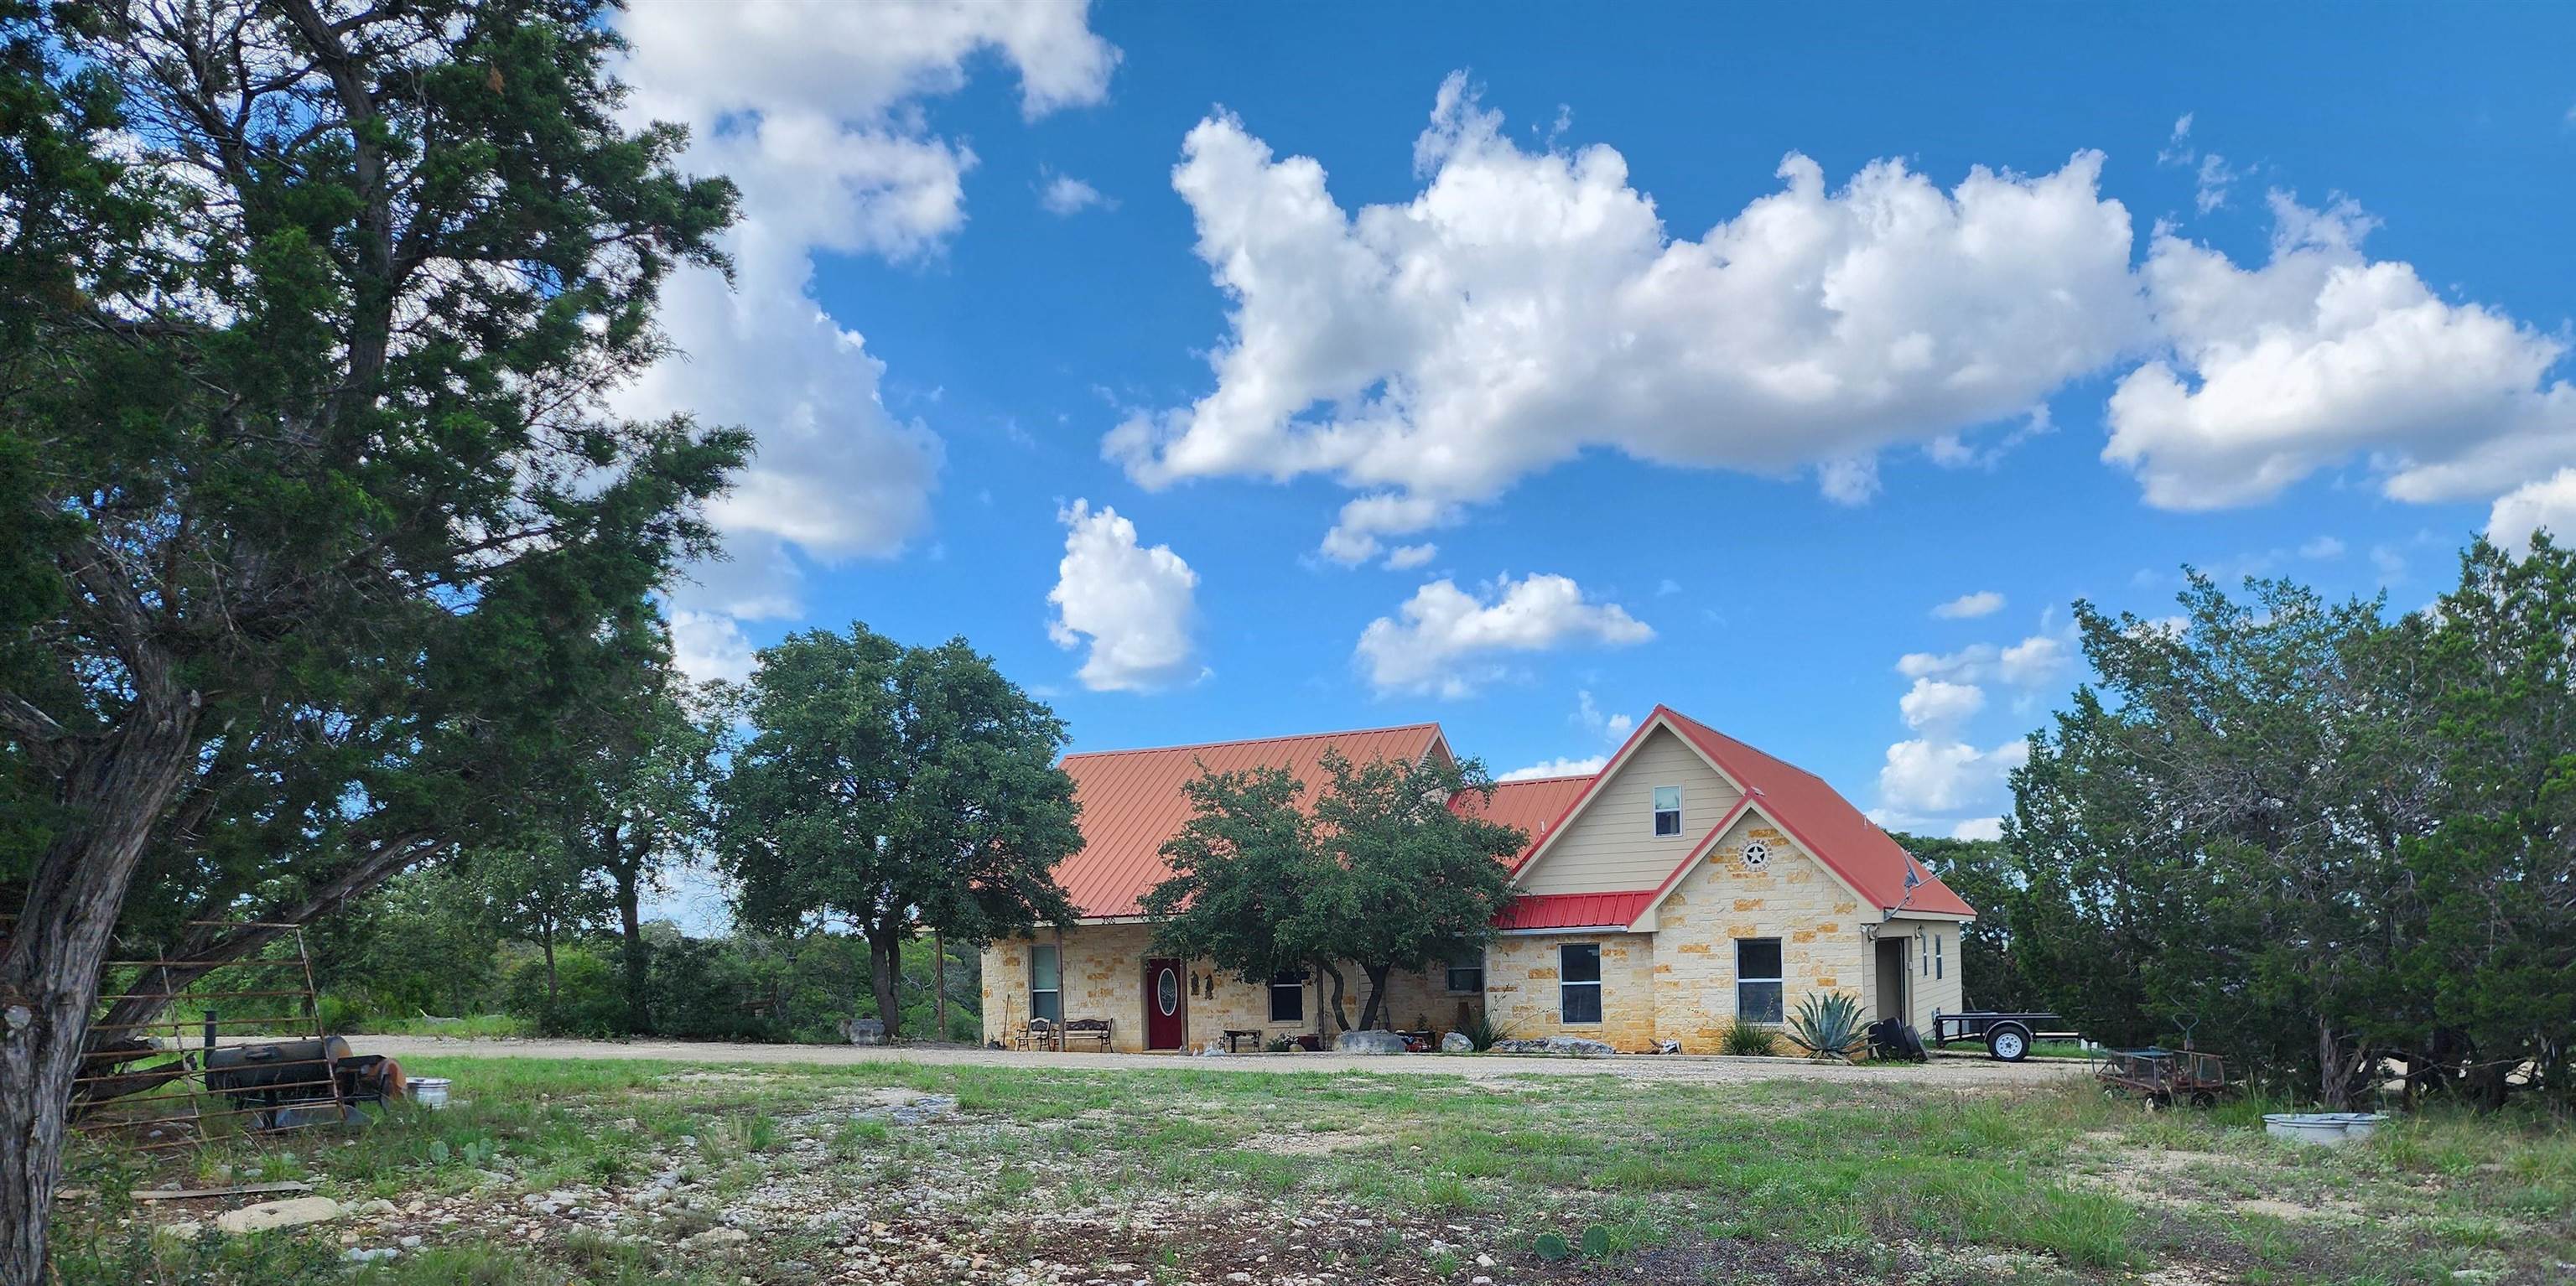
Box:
(1644, 812), (1867, 1051)
(1515, 727), (1743, 895)
(1876, 916), (1966, 1032)
(980, 926), (1467, 1053)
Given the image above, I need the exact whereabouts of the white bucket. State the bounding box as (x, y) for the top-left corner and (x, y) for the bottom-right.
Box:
(2263, 1112), (2385, 1146)
(410, 1077), (452, 1110)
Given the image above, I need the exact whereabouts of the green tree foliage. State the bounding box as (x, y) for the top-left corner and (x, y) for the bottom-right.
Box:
(1887, 832), (2032, 1013)
(1144, 765), (1331, 1011)
(1147, 750), (1523, 1034)
(715, 625), (1081, 1039)
(2006, 542), (2576, 1108)
(0, 1), (745, 1270)
(536, 656), (722, 1035)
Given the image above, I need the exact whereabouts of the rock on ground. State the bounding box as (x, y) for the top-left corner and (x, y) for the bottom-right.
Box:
(1336, 1029), (1410, 1055)
(215, 1197), (342, 1234)
(1493, 1036), (1616, 1057)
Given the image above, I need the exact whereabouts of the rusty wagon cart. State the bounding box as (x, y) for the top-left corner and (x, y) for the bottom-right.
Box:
(2096, 1046), (2230, 1107)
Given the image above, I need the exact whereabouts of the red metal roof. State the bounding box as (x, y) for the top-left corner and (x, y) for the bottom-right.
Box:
(1493, 890), (1657, 931)
(1454, 774), (1597, 870)
(1654, 707), (1977, 918)
(1052, 723), (1447, 918)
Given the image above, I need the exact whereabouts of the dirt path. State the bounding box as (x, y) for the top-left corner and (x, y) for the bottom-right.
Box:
(356, 1034), (2087, 1087)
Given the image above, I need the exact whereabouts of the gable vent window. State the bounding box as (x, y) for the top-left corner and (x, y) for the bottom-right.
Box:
(1740, 841), (1770, 869)
(1652, 786), (1682, 837)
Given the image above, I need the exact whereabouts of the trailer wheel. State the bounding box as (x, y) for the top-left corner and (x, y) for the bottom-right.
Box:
(1985, 1022), (2032, 1062)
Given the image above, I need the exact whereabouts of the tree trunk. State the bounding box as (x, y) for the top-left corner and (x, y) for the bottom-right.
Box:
(541, 926), (558, 1013)
(615, 869), (649, 1036)
(867, 925), (905, 1040)
(1358, 962), (1394, 1031)
(0, 702), (200, 1286)
(2316, 1019), (2347, 1109)
(931, 928), (947, 1042)
(1317, 961), (1352, 1032)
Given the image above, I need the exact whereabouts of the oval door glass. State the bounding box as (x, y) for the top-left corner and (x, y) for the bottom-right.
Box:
(1156, 967), (1179, 1016)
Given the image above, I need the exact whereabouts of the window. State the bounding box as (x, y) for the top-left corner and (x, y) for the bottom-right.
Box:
(1269, 970), (1306, 1023)
(1935, 933), (1944, 980)
(1446, 955), (1484, 994)
(1736, 939), (1783, 1024)
(1030, 944), (1062, 1023)
(1919, 928), (1929, 977)
(1652, 786), (1682, 837)
(1559, 944), (1602, 1024)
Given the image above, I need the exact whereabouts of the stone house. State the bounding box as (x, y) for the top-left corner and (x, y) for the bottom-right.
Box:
(979, 706), (1972, 1053)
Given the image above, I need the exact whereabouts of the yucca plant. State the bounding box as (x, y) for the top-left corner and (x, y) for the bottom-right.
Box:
(1721, 1017), (1778, 1056)
(1455, 1010), (1514, 1051)
(1781, 992), (1869, 1062)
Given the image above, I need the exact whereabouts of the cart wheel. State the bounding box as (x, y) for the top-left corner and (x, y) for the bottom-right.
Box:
(1985, 1022), (2032, 1062)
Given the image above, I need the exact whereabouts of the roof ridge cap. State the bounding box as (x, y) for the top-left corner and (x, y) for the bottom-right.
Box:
(1062, 721), (1445, 761)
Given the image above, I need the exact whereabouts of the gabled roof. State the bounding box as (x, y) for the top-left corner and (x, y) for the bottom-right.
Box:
(1052, 723), (1447, 919)
(1653, 707), (1975, 919)
(1452, 774), (1596, 870)
(1508, 706), (1976, 920)
(1493, 890), (1655, 931)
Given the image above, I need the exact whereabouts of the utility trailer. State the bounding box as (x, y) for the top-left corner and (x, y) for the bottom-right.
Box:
(1929, 1011), (2079, 1062)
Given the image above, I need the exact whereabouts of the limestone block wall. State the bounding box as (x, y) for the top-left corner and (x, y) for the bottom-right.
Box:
(1481, 931), (1659, 1050)
(980, 926), (1464, 1052)
(1645, 813), (1867, 1052)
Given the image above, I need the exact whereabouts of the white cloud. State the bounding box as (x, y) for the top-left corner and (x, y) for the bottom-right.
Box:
(1575, 690), (1634, 743)
(1047, 500), (1202, 692)
(1109, 73), (2148, 552)
(611, 1), (1115, 637)
(1933, 590), (2006, 620)
(668, 609), (758, 685)
(2194, 153), (2242, 215)
(1999, 635), (2070, 687)
(1950, 817), (2004, 842)
(2105, 193), (2576, 511)
(2158, 113), (2195, 167)
(1383, 543), (1438, 570)
(1356, 573), (1653, 697)
(1878, 737), (2029, 814)
(1500, 755), (1609, 782)
(1898, 677), (1986, 732)
(2299, 536), (2347, 560)
(1897, 632), (2069, 689)
(2489, 468), (2576, 556)
(1039, 168), (1116, 215)
(1655, 578), (1683, 597)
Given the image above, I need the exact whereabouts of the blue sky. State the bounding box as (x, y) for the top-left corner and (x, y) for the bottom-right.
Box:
(606, 3), (2576, 930)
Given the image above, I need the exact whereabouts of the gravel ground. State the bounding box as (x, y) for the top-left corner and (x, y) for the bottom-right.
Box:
(353, 1034), (2088, 1086)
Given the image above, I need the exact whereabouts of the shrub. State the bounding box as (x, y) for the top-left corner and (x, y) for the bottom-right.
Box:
(1721, 1018), (1778, 1056)
(1454, 1009), (1513, 1051)
(1782, 992), (1870, 1062)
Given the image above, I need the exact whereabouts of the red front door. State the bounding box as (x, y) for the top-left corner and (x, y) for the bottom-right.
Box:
(1144, 957), (1187, 1050)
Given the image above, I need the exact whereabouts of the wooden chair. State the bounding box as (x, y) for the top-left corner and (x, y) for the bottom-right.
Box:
(1013, 1018), (1058, 1051)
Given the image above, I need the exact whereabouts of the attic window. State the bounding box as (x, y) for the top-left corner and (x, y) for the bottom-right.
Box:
(1740, 841), (1770, 869)
(1652, 786), (1682, 837)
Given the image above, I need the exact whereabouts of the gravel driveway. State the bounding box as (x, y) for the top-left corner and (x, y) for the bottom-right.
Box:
(355, 1034), (2087, 1087)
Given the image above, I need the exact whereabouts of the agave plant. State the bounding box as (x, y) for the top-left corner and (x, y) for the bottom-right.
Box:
(1781, 992), (1870, 1062)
